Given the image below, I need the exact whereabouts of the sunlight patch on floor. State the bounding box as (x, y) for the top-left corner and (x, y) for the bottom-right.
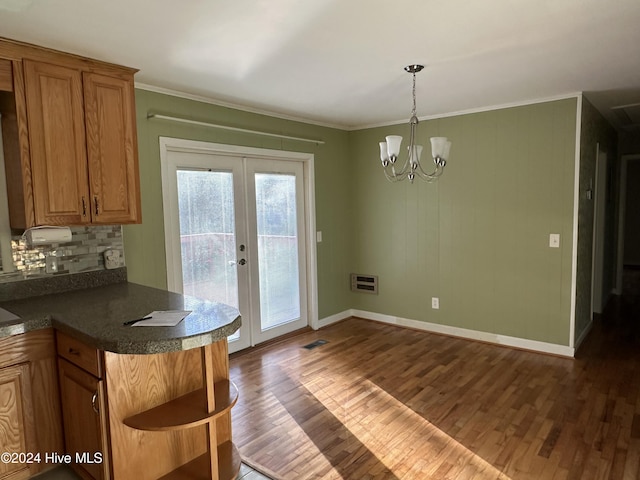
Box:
(301, 373), (512, 479)
(238, 390), (341, 478)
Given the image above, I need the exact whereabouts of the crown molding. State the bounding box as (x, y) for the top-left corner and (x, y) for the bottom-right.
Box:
(134, 82), (345, 131)
(136, 82), (582, 133)
(349, 92), (583, 131)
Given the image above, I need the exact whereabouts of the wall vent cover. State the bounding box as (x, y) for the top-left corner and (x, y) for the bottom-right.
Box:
(350, 273), (378, 294)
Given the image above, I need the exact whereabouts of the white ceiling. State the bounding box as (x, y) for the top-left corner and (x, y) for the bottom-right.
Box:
(1, 0), (639, 130)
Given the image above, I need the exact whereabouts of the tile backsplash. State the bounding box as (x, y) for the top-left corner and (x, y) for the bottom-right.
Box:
(0, 225), (125, 284)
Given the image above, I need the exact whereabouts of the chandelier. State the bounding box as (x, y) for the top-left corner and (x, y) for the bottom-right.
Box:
(379, 65), (451, 183)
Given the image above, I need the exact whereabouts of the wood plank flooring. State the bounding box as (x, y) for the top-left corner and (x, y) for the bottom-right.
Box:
(230, 284), (640, 479)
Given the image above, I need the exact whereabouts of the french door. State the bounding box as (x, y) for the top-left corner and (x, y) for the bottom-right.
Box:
(162, 142), (310, 353)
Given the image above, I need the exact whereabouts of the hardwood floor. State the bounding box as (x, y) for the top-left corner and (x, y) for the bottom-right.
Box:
(230, 280), (640, 479)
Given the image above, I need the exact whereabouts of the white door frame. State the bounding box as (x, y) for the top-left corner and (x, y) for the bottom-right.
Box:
(244, 157), (309, 345)
(159, 137), (319, 342)
(591, 145), (607, 315)
(616, 154), (640, 293)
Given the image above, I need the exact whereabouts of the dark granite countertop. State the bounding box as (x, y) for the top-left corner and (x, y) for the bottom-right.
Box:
(0, 282), (241, 354)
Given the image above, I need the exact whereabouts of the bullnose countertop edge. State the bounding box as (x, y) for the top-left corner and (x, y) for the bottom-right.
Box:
(0, 282), (242, 354)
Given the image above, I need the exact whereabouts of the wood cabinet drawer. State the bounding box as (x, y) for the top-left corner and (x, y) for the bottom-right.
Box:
(56, 331), (102, 378)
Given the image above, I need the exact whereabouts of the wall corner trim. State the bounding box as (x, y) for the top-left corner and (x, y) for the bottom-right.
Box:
(569, 94), (583, 349)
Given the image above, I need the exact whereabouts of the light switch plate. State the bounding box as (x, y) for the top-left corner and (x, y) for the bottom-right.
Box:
(549, 234), (560, 248)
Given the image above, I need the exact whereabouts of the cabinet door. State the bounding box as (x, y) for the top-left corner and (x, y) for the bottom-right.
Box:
(58, 359), (110, 480)
(0, 363), (36, 480)
(83, 72), (141, 224)
(23, 60), (90, 225)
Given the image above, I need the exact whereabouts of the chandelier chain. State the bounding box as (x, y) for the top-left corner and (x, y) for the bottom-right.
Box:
(411, 72), (417, 117)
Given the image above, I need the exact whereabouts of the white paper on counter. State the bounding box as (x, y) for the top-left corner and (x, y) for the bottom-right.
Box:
(132, 310), (192, 327)
(0, 307), (20, 323)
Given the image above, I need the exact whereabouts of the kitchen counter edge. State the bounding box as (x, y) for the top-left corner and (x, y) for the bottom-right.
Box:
(0, 282), (241, 354)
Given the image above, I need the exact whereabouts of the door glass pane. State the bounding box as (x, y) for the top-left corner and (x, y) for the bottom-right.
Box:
(254, 173), (301, 330)
(177, 170), (240, 340)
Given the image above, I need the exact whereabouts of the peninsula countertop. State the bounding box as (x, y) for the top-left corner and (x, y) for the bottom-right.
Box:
(0, 282), (241, 354)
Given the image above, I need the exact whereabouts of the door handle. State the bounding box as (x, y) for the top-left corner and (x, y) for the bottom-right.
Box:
(91, 391), (99, 414)
(228, 259), (246, 266)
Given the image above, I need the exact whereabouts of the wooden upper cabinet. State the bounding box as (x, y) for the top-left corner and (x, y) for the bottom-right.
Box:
(24, 60), (90, 226)
(83, 72), (141, 224)
(0, 37), (141, 228)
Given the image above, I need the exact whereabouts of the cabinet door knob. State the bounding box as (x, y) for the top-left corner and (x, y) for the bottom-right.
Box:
(91, 391), (99, 414)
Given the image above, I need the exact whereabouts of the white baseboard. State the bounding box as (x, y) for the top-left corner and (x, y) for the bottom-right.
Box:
(316, 309), (352, 329)
(317, 309), (575, 357)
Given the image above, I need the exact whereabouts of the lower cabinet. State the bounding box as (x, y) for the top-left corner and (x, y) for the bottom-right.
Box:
(0, 363), (35, 480)
(55, 331), (239, 480)
(0, 329), (63, 480)
(57, 359), (110, 480)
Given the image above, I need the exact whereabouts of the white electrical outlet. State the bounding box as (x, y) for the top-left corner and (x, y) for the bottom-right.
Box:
(432, 297), (439, 309)
(549, 234), (560, 248)
(104, 249), (121, 269)
(45, 255), (58, 274)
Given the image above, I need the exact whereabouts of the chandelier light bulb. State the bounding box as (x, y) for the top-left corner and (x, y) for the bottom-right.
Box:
(379, 142), (389, 166)
(409, 145), (423, 166)
(385, 135), (402, 162)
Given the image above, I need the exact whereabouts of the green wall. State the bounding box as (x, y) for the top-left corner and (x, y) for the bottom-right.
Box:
(125, 90), (580, 347)
(348, 99), (577, 346)
(124, 89), (353, 320)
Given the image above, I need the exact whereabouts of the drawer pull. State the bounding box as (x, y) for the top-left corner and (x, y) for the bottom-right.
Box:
(68, 348), (81, 356)
(91, 391), (99, 414)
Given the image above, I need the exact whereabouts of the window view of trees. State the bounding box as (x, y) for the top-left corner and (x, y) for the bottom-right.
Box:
(176, 169), (301, 331)
(255, 173), (300, 328)
(177, 170), (238, 309)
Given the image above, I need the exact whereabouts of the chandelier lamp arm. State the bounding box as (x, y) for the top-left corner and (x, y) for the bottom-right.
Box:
(377, 64), (451, 184)
(414, 162), (445, 183)
(379, 135), (450, 183)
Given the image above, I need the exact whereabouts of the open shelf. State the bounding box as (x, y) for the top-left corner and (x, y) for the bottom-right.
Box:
(158, 442), (241, 480)
(123, 380), (238, 431)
